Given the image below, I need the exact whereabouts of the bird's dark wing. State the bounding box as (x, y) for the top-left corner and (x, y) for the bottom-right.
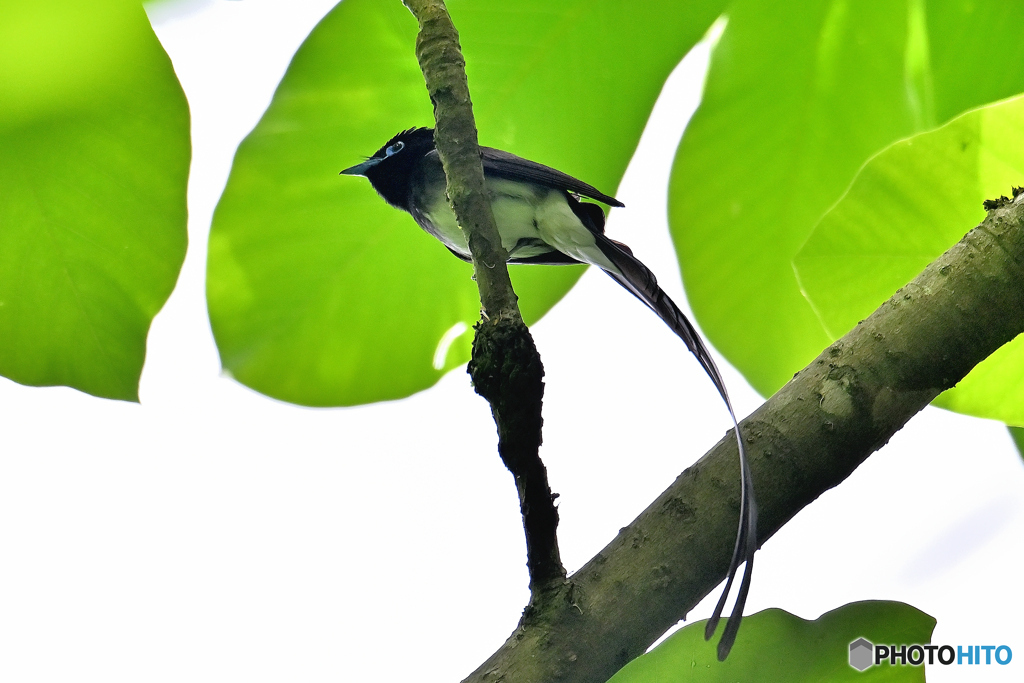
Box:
(480, 147), (624, 208)
(568, 198), (757, 661)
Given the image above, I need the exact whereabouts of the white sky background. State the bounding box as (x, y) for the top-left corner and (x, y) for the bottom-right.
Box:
(1, 1), (1022, 681)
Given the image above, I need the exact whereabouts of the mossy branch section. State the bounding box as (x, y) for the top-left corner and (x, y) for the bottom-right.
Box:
(401, 0), (565, 601)
(468, 318), (565, 598)
(463, 194), (1024, 683)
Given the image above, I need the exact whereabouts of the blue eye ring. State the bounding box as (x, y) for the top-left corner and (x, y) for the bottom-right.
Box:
(385, 140), (405, 157)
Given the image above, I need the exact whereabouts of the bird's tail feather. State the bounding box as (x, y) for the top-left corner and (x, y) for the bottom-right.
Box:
(593, 232), (757, 661)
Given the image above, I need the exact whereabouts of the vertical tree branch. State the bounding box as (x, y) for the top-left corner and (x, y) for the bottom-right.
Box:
(401, 0), (566, 603)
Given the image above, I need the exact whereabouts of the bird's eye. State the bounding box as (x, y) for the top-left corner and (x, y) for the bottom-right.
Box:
(385, 141), (405, 157)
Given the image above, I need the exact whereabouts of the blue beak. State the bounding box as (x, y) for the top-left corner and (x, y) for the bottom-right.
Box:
(340, 157), (383, 176)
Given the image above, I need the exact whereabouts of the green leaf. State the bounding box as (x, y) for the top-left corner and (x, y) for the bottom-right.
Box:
(794, 95), (1024, 425)
(207, 0), (728, 407)
(671, 0), (1024, 398)
(0, 0), (190, 401)
(1010, 426), (1024, 459)
(609, 601), (935, 683)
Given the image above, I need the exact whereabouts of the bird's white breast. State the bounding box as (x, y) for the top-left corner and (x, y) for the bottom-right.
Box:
(421, 178), (615, 271)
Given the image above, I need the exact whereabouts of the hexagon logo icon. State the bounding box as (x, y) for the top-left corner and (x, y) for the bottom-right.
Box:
(849, 638), (874, 671)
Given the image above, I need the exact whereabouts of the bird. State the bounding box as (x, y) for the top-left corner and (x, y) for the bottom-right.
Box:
(341, 127), (756, 660)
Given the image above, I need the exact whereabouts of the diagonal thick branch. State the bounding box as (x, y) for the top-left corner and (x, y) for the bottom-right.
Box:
(459, 193), (1024, 683)
(401, 0), (566, 603)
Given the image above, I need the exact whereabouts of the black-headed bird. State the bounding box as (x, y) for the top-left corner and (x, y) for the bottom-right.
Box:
(341, 127), (756, 660)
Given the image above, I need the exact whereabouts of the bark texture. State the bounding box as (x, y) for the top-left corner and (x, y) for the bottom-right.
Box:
(402, 0), (565, 601)
(461, 196), (1024, 683)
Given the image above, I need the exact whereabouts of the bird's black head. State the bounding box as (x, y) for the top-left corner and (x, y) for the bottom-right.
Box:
(340, 127), (436, 210)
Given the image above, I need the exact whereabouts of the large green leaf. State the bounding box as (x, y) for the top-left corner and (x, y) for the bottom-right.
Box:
(207, 0), (728, 407)
(609, 601), (935, 682)
(794, 95), (1024, 425)
(0, 0), (189, 401)
(671, 0), (1024, 397)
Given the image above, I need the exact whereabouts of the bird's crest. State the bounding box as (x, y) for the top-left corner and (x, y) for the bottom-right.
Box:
(372, 127), (434, 159)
